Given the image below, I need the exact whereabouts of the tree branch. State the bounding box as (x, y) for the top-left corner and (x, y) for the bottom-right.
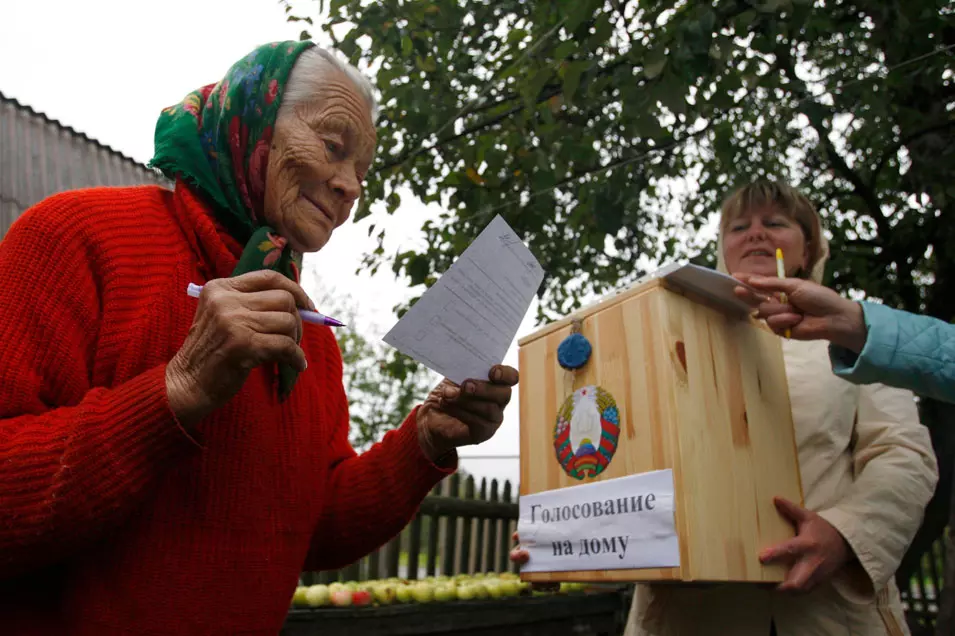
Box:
(871, 118), (955, 184)
(379, 0), (753, 171)
(775, 49), (888, 230)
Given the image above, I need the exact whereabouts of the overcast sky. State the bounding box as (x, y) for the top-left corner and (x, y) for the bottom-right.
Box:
(1, 0), (536, 485)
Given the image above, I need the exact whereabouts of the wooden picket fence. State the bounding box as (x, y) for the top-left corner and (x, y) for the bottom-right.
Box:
(299, 472), (948, 632)
(301, 473), (519, 585)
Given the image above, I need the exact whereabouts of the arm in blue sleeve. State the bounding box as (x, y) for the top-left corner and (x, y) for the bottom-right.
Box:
(829, 301), (955, 403)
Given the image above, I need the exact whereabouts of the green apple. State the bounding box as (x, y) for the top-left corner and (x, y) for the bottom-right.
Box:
(498, 572), (519, 581)
(483, 580), (503, 599)
(411, 582), (435, 604)
(499, 580), (521, 597)
(434, 584), (457, 602)
(328, 582), (346, 594)
(344, 581), (358, 592)
(456, 584), (477, 601)
(395, 584), (413, 604)
(304, 584), (330, 607)
(472, 583), (489, 600)
(373, 584), (397, 605)
(292, 586), (309, 607)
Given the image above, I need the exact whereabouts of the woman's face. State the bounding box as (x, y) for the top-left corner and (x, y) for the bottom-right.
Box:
(722, 205), (809, 278)
(263, 71), (377, 253)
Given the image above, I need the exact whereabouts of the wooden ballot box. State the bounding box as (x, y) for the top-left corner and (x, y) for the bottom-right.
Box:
(517, 272), (803, 584)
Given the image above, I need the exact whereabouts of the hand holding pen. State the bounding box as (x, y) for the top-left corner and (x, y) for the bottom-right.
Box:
(167, 271), (344, 428)
(731, 274), (867, 353)
(187, 283), (345, 328)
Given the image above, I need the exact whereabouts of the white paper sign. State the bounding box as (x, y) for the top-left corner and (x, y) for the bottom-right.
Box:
(517, 470), (680, 573)
(383, 215), (544, 385)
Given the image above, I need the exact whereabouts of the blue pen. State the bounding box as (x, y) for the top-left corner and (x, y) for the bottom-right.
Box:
(186, 283), (346, 328)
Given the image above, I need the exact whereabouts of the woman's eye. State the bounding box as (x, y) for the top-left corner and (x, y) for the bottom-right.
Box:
(324, 140), (341, 156)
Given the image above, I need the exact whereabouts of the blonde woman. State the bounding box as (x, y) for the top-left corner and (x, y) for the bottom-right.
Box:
(513, 181), (938, 636)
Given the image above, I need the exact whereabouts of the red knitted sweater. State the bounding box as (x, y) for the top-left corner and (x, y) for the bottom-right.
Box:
(0, 184), (453, 635)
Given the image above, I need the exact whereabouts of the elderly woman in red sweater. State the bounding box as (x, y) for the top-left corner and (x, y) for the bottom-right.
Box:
(0, 41), (517, 635)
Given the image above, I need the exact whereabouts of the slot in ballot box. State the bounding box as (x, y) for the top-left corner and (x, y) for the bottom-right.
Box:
(517, 266), (804, 584)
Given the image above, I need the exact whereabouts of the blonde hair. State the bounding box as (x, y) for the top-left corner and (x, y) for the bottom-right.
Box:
(719, 180), (825, 279)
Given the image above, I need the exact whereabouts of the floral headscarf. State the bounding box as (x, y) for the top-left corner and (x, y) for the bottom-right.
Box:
(151, 40), (315, 399)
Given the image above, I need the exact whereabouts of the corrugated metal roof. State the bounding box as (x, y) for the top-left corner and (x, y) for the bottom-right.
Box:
(0, 90), (171, 238)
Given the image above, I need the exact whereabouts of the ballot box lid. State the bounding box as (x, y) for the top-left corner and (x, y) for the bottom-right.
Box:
(518, 263), (757, 346)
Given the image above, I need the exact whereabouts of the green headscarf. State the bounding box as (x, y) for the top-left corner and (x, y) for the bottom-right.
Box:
(151, 40), (315, 400)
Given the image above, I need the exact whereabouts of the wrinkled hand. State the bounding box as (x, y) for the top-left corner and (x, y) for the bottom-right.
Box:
(166, 270), (312, 427)
(416, 365), (519, 463)
(760, 497), (852, 593)
(732, 273), (867, 352)
(508, 532), (560, 592)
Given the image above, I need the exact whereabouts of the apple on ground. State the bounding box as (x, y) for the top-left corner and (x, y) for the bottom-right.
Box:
(304, 585), (330, 608)
(352, 589), (373, 607)
(396, 584), (413, 604)
(373, 584), (397, 605)
(499, 580), (521, 597)
(483, 580), (504, 599)
(292, 587), (309, 607)
(456, 584), (477, 601)
(330, 589), (353, 607)
(434, 584), (457, 602)
(412, 582), (435, 603)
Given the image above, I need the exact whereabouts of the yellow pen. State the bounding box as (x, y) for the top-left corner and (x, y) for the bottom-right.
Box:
(775, 248), (791, 338)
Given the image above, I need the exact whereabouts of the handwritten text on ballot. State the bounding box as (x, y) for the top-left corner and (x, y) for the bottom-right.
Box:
(517, 470), (680, 572)
(383, 215), (544, 386)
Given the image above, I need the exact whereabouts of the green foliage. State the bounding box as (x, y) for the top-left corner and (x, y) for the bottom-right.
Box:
(289, 0), (954, 325)
(313, 286), (435, 451)
(288, 7), (955, 608)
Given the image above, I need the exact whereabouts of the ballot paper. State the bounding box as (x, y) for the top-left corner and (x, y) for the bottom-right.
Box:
(383, 215), (544, 386)
(547, 261), (759, 325)
(656, 262), (760, 317)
